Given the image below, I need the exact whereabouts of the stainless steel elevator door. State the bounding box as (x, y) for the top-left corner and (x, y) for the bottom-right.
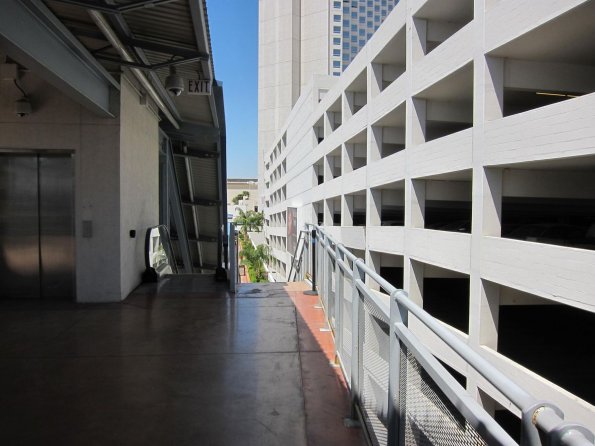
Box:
(0, 155), (40, 298)
(0, 154), (74, 300)
(39, 155), (74, 299)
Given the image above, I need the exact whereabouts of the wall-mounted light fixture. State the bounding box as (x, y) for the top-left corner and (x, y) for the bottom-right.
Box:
(1, 62), (32, 117)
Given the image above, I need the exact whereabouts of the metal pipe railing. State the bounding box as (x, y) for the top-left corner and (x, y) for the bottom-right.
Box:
(304, 223), (594, 446)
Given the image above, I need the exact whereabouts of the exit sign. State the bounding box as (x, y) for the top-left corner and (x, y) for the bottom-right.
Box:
(187, 79), (211, 95)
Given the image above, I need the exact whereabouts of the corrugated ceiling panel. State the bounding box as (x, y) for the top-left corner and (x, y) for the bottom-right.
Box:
(189, 157), (218, 200)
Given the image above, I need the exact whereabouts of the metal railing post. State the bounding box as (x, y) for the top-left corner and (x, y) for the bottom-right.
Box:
(229, 223), (237, 293)
(388, 290), (409, 445)
(305, 228), (318, 295)
(350, 259), (365, 421)
(334, 244), (344, 359)
(323, 238), (331, 314)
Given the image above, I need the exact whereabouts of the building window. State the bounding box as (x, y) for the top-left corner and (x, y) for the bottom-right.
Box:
(351, 35), (357, 42)
(334, 15), (341, 22)
(359, 16), (365, 23)
(359, 39), (366, 46)
(351, 24), (357, 31)
(333, 71), (340, 76)
(359, 28), (365, 36)
(334, 26), (341, 33)
(343, 42), (349, 49)
(333, 1), (341, 8)
(333, 49), (340, 56)
(333, 60), (341, 68)
(333, 37), (341, 45)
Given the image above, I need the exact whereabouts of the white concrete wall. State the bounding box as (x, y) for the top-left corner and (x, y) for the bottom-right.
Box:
(119, 78), (159, 299)
(0, 67), (159, 303)
(0, 66), (121, 302)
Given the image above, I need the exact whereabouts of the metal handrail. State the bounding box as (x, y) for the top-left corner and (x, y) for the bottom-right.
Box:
(306, 223), (594, 446)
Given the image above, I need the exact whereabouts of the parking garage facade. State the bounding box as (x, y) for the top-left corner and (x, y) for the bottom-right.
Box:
(261, 0), (595, 432)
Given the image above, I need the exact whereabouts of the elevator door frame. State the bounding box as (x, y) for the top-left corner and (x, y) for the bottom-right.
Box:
(0, 151), (75, 300)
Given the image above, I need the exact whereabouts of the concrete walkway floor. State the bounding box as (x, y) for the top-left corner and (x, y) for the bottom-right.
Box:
(0, 276), (364, 446)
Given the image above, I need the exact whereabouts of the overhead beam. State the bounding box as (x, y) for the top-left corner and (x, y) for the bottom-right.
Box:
(98, 2), (182, 124)
(172, 235), (218, 243)
(61, 21), (202, 59)
(173, 148), (219, 159)
(182, 198), (221, 207)
(94, 54), (206, 70)
(122, 37), (206, 59)
(0, 0), (118, 117)
(161, 121), (221, 145)
(50, 0), (181, 14)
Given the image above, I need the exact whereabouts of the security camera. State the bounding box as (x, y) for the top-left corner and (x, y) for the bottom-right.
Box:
(14, 98), (31, 117)
(165, 66), (184, 97)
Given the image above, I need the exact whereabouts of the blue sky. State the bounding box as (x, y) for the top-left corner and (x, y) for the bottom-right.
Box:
(208, 0), (258, 180)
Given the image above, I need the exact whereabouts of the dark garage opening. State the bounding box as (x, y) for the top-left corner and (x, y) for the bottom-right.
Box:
(498, 304), (595, 405)
(423, 278), (470, 333)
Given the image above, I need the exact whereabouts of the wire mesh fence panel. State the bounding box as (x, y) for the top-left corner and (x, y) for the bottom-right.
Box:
(359, 297), (391, 446)
(399, 345), (487, 446)
(341, 273), (354, 381)
(328, 257), (336, 328)
(319, 244), (328, 309)
(300, 238), (310, 282)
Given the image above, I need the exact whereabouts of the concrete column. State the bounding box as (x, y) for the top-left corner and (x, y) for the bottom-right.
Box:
(342, 194), (354, 226)
(369, 125), (383, 162)
(324, 198), (333, 226)
(366, 250), (381, 291)
(324, 110), (333, 137)
(368, 188), (382, 226)
(475, 280), (500, 349)
(343, 91), (354, 122)
(485, 56), (504, 121)
(342, 143), (354, 174)
(324, 154), (333, 182)
(412, 18), (427, 63)
(482, 167), (503, 236)
(405, 258), (424, 307)
(370, 62), (383, 99)
(411, 97), (426, 146)
(408, 179), (426, 228)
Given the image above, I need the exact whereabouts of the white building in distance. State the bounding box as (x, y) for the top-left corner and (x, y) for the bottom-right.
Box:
(258, 0), (398, 202)
(260, 0), (595, 436)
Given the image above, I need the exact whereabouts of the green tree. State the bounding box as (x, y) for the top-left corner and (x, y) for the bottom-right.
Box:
(233, 210), (264, 232)
(239, 240), (269, 283)
(247, 211), (264, 232)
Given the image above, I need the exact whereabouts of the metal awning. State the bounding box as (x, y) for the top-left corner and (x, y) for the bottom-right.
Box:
(1, 0), (228, 273)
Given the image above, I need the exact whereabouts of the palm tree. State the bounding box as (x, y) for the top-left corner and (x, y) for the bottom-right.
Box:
(247, 211), (264, 232)
(240, 241), (270, 282)
(234, 210), (264, 232)
(233, 208), (249, 229)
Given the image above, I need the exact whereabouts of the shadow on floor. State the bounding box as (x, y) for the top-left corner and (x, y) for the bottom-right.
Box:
(0, 275), (363, 446)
